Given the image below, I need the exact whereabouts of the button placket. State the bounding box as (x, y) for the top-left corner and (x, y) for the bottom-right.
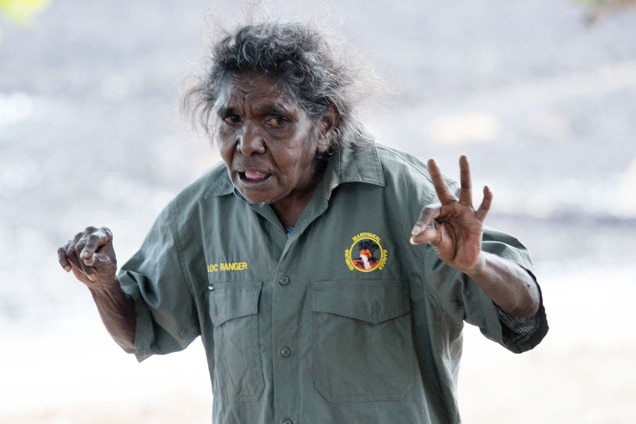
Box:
(272, 264), (299, 423)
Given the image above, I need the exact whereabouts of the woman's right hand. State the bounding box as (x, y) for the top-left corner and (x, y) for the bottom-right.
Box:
(57, 226), (118, 289)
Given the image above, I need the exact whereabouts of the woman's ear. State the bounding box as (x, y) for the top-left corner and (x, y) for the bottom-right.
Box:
(316, 105), (339, 152)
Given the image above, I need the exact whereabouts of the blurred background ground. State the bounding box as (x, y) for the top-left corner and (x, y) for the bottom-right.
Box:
(1, 0), (635, 422)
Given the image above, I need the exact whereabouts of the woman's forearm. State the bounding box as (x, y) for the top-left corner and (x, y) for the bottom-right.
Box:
(463, 251), (541, 317)
(88, 279), (137, 353)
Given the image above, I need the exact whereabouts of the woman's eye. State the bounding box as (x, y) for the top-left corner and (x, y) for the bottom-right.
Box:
(265, 116), (286, 127)
(223, 114), (240, 125)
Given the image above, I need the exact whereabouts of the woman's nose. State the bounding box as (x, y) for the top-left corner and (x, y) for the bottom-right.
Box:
(237, 125), (266, 155)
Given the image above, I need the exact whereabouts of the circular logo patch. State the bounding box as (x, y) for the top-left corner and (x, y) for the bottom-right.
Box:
(345, 232), (388, 273)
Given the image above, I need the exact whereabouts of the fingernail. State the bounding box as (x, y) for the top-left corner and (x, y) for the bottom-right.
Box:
(411, 225), (422, 236)
(64, 265), (71, 272)
(409, 236), (419, 245)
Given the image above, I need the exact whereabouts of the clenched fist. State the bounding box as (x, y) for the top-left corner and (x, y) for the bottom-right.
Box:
(57, 226), (118, 289)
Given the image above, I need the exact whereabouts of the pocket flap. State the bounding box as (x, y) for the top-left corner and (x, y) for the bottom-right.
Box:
(312, 281), (409, 324)
(209, 281), (262, 326)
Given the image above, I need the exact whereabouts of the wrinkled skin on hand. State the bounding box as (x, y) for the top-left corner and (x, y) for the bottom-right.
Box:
(410, 155), (492, 273)
(57, 226), (118, 289)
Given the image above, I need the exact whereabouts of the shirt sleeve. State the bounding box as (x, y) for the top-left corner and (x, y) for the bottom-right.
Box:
(495, 305), (543, 349)
(493, 269), (548, 353)
(118, 201), (201, 362)
(471, 228), (548, 352)
(422, 226), (548, 353)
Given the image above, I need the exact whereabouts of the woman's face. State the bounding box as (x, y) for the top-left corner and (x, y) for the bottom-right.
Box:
(215, 72), (332, 207)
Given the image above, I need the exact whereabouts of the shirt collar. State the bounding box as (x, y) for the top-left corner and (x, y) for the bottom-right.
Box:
(204, 166), (234, 198)
(328, 142), (385, 188)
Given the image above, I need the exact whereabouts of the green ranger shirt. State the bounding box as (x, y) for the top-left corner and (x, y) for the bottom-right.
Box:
(119, 143), (548, 424)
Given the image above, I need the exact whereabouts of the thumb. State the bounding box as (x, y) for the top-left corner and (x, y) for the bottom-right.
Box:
(410, 222), (441, 246)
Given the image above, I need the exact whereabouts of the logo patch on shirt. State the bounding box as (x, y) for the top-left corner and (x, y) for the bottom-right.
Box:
(345, 232), (388, 273)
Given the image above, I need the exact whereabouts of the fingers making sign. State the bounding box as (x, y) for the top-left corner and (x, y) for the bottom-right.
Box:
(410, 155), (493, 273)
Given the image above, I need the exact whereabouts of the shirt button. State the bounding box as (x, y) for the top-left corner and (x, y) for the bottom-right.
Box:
(282, 419), (294, 424)
(280, 346), (292, 358)
(278, 276), (290, 286)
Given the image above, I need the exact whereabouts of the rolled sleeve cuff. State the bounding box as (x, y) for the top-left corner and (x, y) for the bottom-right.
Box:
(494, 281), (549, 353)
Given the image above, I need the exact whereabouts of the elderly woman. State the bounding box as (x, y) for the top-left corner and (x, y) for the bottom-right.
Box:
(59, 21), (548, 424)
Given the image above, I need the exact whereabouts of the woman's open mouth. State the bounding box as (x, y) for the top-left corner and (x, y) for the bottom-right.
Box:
(238, 170), (272, 185)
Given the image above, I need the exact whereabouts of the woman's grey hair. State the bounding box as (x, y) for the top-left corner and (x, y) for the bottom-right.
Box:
(182, 21), (379, 150)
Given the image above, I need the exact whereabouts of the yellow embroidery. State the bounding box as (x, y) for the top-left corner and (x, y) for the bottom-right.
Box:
(207, 262), (248, 273)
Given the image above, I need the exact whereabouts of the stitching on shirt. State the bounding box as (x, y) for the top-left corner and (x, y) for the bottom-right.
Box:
(168, 198), (201, 341)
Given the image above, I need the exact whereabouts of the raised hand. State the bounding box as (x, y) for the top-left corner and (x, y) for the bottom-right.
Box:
(410, 155), (492, 273)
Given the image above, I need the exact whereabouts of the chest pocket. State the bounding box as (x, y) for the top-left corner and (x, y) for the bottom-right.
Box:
(209, 281), (264, 403)
(311, 280), (416, 402)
